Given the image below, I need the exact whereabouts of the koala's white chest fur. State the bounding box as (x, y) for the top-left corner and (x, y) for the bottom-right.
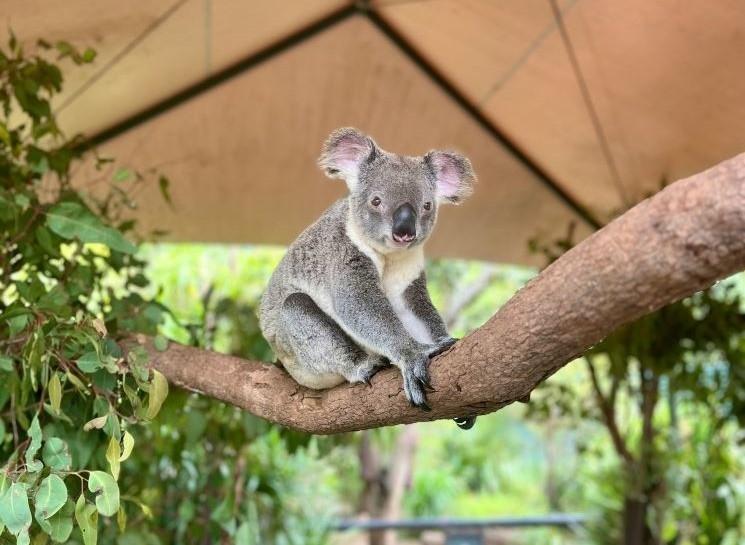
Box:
(381, 249), (434, 345)
(346, 216), (434, 345)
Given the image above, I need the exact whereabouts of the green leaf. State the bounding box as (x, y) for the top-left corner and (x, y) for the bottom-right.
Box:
(76, 352), (102, 373)
(48, 373), (62, 414)
(117, 506), (126, 532)
(17, 528), (30, 545)
(81, 48), (97, 63)
(46, 201), (137, 254)
(146, 370), (168, 419)
(87, 471), (119, 517)
(106, 436), (120, 481)
(120, 431), (134, 462)
(14, 194), (30, 210)
(65, 371), (88, 393)
(34, 475), (67, 521)
(40, 499), (74, 542)
(0, 122), (10, 146)
(42, 438), (72, 471)
(0, 482), (32, 536)
(38, 285), (69, 314)
(74, 494), (97, 545)
(8, 314), (29, 337)
(25, 415), (43, 473)
(153, 335), (168, 352)
(0, 355), (12, 372)
(0, 475), (6, 535)
(35, 226), (60, 256)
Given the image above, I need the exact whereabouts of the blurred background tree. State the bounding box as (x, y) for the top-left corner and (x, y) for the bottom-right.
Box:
(527, 230), (745, 545)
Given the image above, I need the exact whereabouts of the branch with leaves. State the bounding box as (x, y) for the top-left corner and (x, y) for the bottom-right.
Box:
(0, 35), (171, 545)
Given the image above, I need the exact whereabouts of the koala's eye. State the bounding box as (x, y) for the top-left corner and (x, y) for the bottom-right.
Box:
(371, 197), (382, 207)
(423, 201), (432, 211)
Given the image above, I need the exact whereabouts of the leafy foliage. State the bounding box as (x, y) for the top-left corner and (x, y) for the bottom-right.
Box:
(528, 230), (745, 544)
(0, 34), (170, 543)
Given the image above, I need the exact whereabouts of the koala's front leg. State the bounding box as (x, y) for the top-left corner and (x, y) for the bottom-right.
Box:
(331, 275), (433, 410)
(404, 273), (458, 355)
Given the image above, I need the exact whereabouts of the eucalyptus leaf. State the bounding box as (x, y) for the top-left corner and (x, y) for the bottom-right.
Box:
(119, 431), (134, 462)
(25, 414), (43, 473)
(48, 373), (62, 414)
(87, 471), (119, 516)
(146, 370), (168, 420)
(46, 201), (136, 254)
(0, 474), (6, 535)
(40, 498), (74, 542)
(34, 474), (67, 521)
(0, 355), (13, 371)
(42, 437), (72, 471)
(106, 436), (120, 480)
(76, 352), (102, 373)
(0, 482), (31, 536)
(83, 415), (108, 432)
(117, 506), (126, 532)
(74, 494), (98, 545)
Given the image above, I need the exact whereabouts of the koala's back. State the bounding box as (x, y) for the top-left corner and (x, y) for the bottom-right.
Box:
(259, 198), (356, 347)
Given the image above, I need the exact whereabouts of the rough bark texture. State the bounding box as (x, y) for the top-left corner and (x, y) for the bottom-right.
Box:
(139, 154), (745, 434)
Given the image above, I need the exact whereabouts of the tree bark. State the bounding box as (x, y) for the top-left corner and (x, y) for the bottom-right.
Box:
(135, 153), (745, 434)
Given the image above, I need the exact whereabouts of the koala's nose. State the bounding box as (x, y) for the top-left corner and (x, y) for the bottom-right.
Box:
(392, 203), (417, 243)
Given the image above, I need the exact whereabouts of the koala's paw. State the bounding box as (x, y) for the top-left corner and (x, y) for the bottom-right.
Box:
(352, 356), (390, 386)
(428, 336), (458, 359)
(402, 353), (432, 411)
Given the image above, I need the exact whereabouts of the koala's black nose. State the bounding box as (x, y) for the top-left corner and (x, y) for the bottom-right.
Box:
(392, 203), (416, 243)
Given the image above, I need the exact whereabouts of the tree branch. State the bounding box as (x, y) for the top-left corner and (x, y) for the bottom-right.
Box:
(585, 355), (634, 464)
(137, 153), (745, 434)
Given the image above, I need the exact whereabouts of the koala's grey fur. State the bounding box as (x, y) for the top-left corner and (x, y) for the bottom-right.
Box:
(259, 127), (476, 415)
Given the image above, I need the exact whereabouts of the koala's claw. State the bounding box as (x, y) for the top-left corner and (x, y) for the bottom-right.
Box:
(352, 356), (389, 386)
(411, 354), (431, 389)
(403, 368), (430, 410)
(359, 365), (381, 386)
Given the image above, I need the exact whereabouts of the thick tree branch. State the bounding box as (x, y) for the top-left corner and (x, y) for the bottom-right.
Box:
(138, 154), (745, 434)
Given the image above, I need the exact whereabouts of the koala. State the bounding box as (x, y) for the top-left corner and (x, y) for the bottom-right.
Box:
(259, 127), (477, 429)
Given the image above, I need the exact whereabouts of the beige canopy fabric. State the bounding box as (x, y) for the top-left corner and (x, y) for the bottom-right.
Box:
(5, 0), (745, 264)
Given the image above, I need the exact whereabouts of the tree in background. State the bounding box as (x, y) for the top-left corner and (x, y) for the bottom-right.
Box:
(529, 230), (745, 545)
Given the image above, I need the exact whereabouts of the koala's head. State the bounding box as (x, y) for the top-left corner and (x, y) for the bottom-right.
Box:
(318, 127), (476, 254)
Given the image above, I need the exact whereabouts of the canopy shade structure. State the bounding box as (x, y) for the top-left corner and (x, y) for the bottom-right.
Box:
(6, 0), (745, 264)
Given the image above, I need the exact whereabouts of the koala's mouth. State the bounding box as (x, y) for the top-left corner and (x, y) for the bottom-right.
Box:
(392, 233), (416, 245)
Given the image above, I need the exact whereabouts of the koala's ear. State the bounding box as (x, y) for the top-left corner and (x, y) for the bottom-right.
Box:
(318, 127), (377, 189)
(425, 150), (476, 205)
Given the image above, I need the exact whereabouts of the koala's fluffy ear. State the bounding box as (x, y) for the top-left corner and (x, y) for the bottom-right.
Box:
(424, 150), (476, 205)
(318, 127), (377, 189)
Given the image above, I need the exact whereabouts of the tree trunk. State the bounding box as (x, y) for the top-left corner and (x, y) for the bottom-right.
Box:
(131, 153), (745, 434)
(380, 425), (419, 545)
(623, 497), (649, 545)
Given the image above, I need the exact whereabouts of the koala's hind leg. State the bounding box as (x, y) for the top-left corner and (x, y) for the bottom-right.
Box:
(277, 293), (387, 389)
